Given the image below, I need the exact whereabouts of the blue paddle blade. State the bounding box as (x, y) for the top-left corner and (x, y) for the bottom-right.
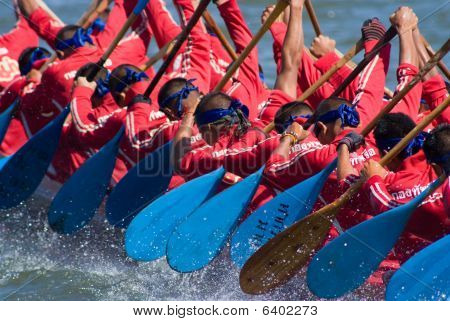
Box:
(0, 107), (70, 209)
(0, 156), (12, 170)
(167, 167), (265, 273)
(125, 167), (226, 261)
(306, 178), (443, 299)
(48, 127), (124, 234)
(106, 141), (173, 228)
(231, 159), (337, 268)
(386, 235), (450, 301)
(0, 99), (18, 143)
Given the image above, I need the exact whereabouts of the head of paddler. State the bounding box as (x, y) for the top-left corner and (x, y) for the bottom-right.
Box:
(374, 113), (427, 172)
(18, 47), (51, 81)
(158, 78), (201, 122)
(73, 62), (110, 107)
(423, 123), (450, 178)
(194, 92), (251, 146)
(274, 101), (313, 134)
(54, 25), (96, 60)
(310, 96), (360, 145)
(108, 64), (150, 107)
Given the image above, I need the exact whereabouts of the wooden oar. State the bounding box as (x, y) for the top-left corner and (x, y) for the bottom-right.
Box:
(386, 234), (450, 301)
(214, 0), (290, 92)
(306, 100), (449, 298)
(304, 0), (394, 98)
(421, 35), (450, 80)
(106, 0), (213, 229)
(78, 0), (111, 29)
(202, 10), (238, 60)
(239, 39), (450, 295)
(139, 38), (176, 71)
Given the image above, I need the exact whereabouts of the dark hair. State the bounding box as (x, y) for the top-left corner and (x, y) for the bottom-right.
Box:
(75, 62), (108, 83)
(55, 25), (81, 50)
(274, 101), (313, 134)
(18, 47), (51, 75)
(196, 92), (251, 137)
(108, 64), (143, 94)
(374, 113), (417, 159)
(158, 77), (197, 112)
(423, 123), (450, 164)
(310, 96), (351, 124)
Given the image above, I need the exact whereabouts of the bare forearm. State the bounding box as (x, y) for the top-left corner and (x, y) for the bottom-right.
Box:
(171, 113), (195, 172)
(337, 145), (357, 180)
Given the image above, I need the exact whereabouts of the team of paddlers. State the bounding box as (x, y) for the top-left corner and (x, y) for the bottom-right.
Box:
(0, 0), (448, 288)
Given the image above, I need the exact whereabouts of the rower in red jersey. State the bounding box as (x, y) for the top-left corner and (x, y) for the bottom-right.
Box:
(0, 3), (39, 91)
(0, 0), (154, 155)
(171, 0), (307, 183)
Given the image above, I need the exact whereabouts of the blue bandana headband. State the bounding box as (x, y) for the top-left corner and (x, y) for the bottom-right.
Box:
(317, 103), (360, 128)
(95, 71), (111, 98)
(114, 68), (149, 93)
(195, 99), (249, 127)
(91, 18), (106, 32)
(160, 79), (198, 117)
(56, 27), (94, 51)
(20, 48), (51, 75)
(282, 115), (311, 131)
(377, 132), (429, 158)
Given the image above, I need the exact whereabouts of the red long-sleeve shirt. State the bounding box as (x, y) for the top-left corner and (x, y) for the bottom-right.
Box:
(0, 14), (39, 90)
(217, 0), (269, 120)
(418, 74), (450, 125)
(362, 151), (449, 261)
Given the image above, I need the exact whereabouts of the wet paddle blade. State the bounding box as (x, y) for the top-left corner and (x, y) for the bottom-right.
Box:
(386, 235), (450, 301)
(0, 99), (18, 143)
(125, 167), (226, 261)
(307, 178), (443, 299)
(239, 205), (337, 295)
(231, 159), (337, 268)
(167, 167), (265, 273)
(0, 156), (11, 170)
(0, 107), (70, 209)
(106, 141), (173, 228)
(48, 127), (124, 234)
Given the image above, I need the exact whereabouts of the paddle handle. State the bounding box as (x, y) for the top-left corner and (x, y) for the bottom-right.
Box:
(304, 0), (321, 35)
(86, 0), (149, 81)
(78, 0), (110, 29)
(361, 38), (450, 137)
(144, 0), (212, 97)
(203, 10), (238, 61)
(263, 39), (364, 133)
(213, 0), (289, 92)
(139, 38), (177, 71)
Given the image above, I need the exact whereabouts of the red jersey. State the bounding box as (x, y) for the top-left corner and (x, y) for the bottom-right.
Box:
(217, 0), (269, 120)
(257, 89), (294, 126)
(0, 15), (39, 90)
(420, 74), (450, 125)
(208, 34), (232, 92)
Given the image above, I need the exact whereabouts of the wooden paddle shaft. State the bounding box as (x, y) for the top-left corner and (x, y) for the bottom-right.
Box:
(144, 0), (212, 97)
(213, 0), (290, 92)
(139, 39), (177, 71)
(421, 36), (450, 80)
(203, 10), (238, 61)
(78, 0), (110, 28)
(361, 38), (450, 136)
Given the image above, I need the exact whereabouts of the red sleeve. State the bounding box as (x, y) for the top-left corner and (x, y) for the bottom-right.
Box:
(218, 0), (264, 116)
(70, 87), (124, 148)
(391, 63), (422, 121)
(0, 14), (39, 59)
(269, 22), (287, 75)
(352, 40), (391, 128)
(28, 7), (64, 49)
(0, 76), (28, 112)
(121, 99), (172, 162)
(314, 51), (357, 102)
(94, 0), (128, 51)
(146, 0), (181, 49)
(172, 0), (211, 93)
(422, 74), (450, 124)
(362, 174), (402, 214)
(258, 89), (293, 125)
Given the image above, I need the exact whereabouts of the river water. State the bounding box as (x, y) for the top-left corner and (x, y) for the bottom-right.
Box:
(0, 0), (448, 301)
